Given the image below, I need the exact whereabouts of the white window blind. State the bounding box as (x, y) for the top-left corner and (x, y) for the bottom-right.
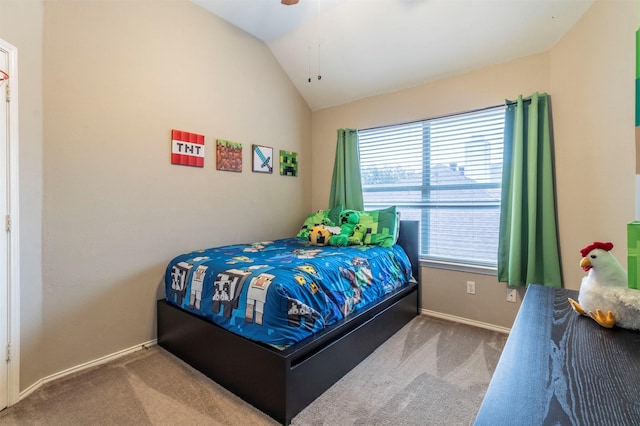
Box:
(359, 106), (505, 266)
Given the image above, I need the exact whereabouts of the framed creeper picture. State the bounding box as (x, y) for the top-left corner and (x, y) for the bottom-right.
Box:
(279, 150), (298, 177)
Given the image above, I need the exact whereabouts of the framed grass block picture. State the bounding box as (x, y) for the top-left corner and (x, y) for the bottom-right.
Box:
(252, 144), (273, 173)
(280, 150), (298, 177)
(216, 139), (242, 172)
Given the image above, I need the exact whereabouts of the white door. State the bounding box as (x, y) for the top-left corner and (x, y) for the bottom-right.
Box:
(0, 38), (19, 411)
(0, 42), (10, 412)
(0, 42), (9, 412)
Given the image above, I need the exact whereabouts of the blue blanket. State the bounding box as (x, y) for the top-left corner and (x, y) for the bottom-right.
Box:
(165, 238), (414, 347)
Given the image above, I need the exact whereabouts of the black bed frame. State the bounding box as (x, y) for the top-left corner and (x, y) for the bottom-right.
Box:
(157, 220), (420, 425)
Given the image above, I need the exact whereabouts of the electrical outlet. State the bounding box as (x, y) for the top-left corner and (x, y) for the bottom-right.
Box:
(466, 281), (475, 295)
(506, 288), (517, 302)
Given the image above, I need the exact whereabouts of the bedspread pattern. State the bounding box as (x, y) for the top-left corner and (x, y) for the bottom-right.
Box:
(164, 238), (413, 347)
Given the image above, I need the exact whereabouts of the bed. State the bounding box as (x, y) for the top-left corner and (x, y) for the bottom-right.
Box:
(157, 215), (419, 425)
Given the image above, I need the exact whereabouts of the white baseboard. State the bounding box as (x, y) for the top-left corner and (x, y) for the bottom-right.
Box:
(19, 339), (158, 402)
(420, 309), (511, 334)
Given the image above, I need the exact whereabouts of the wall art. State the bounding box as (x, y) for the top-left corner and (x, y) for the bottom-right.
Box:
(216, 139), (243, 172)
(279, 150), (298, 177)
(171, 129), (205, 167)
(252, 144), (273, 173)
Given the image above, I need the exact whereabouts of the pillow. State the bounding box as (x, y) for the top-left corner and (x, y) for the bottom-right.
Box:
(296, 205), (343, 240)
(357, 206), (399, 248)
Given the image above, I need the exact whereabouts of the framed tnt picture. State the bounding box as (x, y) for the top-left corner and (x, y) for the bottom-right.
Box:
(252, 144), (273, 173)
(171, 129), (205, 168)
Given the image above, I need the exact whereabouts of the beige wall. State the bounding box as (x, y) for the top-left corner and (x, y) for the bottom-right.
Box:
(311, 0), (636, 329)
(3, 0), (311, 390)
(551, 0), (636, 292)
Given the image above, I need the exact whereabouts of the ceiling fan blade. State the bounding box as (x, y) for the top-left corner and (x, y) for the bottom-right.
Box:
(281, 0), (299, 5)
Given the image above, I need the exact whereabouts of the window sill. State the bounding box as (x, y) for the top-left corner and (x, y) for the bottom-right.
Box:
(419, 258), (497, 276)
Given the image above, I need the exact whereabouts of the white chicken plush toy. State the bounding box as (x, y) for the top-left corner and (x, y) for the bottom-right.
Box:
(568, 241), (640, 331)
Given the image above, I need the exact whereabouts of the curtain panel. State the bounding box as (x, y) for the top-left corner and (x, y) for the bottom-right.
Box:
(329, 128), (364, 211)
(498, 93), (562, 288)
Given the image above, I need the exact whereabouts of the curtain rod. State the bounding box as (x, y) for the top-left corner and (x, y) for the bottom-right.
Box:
(505, 98), (532, 106)
(361, 103), (505, 132)
(361, 98), (536, 132)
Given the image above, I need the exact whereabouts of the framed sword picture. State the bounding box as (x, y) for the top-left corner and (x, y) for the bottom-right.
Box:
(252, 144), (273, 174)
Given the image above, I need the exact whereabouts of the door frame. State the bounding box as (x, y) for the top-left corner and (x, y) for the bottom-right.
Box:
(1, 38), (20, 408)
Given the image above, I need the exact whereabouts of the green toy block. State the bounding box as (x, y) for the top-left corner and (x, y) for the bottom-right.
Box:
(628, 221), (640, 289)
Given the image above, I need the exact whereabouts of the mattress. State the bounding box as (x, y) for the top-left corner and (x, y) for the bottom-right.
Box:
(164, 238), (414, 347)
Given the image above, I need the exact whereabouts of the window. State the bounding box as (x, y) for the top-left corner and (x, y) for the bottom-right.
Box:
(359, 106), (505, 268)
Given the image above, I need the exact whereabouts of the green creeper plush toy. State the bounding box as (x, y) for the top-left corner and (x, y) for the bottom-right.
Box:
(348, 223), (366, 245)
(329, 210), (360, 247)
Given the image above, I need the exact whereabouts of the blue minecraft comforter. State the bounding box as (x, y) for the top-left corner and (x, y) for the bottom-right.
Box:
(164, 238), (414, 348)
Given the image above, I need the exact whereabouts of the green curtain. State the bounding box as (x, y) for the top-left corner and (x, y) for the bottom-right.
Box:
(328, 128), (364, 211)
(498, 93), (562, 288)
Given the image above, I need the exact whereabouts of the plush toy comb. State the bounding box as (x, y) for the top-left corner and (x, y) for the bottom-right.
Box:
(580, 241), (614, 257)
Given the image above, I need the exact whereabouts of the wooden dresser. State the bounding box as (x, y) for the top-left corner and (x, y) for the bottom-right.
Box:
(475, 284), (640, 425)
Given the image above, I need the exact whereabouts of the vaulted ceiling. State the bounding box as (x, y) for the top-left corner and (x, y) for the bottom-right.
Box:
(191, 0), (595, 111)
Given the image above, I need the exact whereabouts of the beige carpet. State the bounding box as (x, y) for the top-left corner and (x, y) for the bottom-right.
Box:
(0, 316), (507, 425)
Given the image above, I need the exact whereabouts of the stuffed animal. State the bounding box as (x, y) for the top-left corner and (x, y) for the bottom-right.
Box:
(329, 210), (360, 247)
(568, 241), (640, 331)
(348, 223), (366, 245)
(308, 225), (333, 246)
(297, 211), (337, 241)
